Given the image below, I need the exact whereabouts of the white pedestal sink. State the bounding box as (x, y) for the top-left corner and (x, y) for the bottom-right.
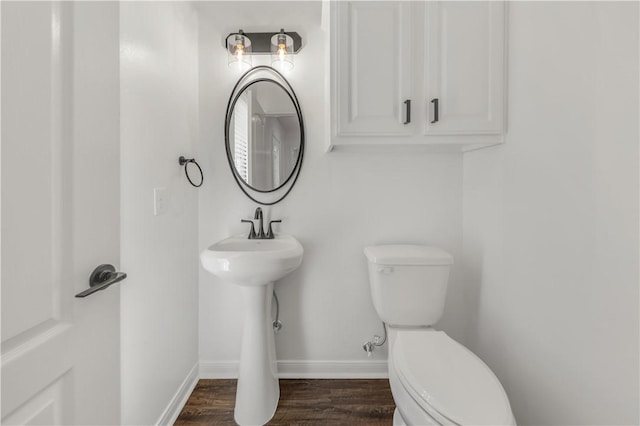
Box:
(200, 234), (303, 426)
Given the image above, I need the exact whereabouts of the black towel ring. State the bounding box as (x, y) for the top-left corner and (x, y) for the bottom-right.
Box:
(179, 156), (203, 188)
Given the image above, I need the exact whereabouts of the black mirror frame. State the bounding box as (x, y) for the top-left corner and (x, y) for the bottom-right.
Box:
(224, 66), (305, 206)
(227, 78), (301, 193)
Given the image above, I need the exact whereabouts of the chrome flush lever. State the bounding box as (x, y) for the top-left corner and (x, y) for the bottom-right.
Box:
(376, 266), (394, 274)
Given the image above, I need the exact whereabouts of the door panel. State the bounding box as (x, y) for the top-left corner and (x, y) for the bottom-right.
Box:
(333, 1), (414, 136)
(1, 325), (73, 419)
(2, 372), (72, 426)
(1, 2), (121, 424)
(425, 1), (505, 135)
(1, 0), (66, 345)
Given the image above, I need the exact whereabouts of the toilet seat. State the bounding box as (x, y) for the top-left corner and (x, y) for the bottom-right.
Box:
(392, 330), (514, 425)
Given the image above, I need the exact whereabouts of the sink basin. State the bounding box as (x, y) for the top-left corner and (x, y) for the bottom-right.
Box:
(200, 233), (303, 425)
(200, 234), (303, 286)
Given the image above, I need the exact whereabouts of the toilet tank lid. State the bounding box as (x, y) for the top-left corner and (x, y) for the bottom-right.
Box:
(364, 245), (453, 266)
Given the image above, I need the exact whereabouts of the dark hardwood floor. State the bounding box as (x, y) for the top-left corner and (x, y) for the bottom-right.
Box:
(175, 379), (396, 425)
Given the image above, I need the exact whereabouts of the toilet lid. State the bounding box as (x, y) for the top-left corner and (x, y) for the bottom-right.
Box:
(393, 330), (513, 425)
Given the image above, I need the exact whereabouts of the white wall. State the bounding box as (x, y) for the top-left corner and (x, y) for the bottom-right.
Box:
(120, 3), (199, 424)
(463, 2), (639, 425)
(198, 5), (465, 376)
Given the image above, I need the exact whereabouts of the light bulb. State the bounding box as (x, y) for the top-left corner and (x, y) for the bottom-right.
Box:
(234, 43), (249, 70)
(235, 44), (244, 61)
(271, 30), (293, 72)
(227, 30), (251, 70)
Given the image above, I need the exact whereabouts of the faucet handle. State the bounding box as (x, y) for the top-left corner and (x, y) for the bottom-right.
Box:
(241, 219), (257, 239)
(266, 220), (282, 239)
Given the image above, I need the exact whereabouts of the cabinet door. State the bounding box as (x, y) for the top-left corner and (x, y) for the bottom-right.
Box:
(332, 1), (414, 137)
(424, 1), (505, 135)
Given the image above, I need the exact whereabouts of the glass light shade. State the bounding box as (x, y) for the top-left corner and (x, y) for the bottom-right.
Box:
(227, 32), (252, 71)
(270, 31), (294, 72)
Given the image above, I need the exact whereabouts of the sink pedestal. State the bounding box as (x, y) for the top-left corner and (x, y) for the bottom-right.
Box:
(200, 234), (303, 425)
(235, 282), (279, 426)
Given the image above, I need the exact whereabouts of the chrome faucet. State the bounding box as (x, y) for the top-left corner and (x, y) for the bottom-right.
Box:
(240, 207), (282, 239)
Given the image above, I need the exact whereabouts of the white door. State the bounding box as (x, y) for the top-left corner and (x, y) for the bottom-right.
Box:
(424, 1), (505, 135)
(332, 1), (414, 137)
(1, 2), (121, 424)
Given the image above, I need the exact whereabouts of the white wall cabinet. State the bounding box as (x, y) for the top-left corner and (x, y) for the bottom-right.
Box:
(332, 1), (414, 137)
(328, 1), (506, 151)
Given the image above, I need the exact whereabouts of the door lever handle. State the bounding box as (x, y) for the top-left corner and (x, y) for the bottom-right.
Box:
(75, 264), (127, 298)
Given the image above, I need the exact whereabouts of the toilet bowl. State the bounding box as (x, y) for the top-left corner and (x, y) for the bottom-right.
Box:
(389, 328), (515, 425)
(364, 245), (516, 425)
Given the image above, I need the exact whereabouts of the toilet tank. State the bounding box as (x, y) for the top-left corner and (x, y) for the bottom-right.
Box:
(364, 245), (453, 327)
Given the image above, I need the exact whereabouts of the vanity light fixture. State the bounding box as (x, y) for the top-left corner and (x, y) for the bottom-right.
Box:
(225, 29), (302, 71)
(226, 30), (252, 71)
(271, 29), (294, 72)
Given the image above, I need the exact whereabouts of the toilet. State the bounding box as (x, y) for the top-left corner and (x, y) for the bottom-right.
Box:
(364, 245), (516, 426)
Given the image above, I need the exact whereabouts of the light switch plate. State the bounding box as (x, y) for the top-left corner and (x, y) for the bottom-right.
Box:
(153, 187), (168, 216)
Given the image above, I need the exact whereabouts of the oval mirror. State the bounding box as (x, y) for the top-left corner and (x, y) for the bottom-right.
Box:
(226, 78), (303, 194)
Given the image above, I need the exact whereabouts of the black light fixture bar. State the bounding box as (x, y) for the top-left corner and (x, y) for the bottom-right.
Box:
(225, 31), (302, 54)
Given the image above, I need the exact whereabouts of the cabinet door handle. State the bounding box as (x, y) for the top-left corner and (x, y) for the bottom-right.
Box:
(403, 99), (411, 124)
(431, 98), (439, 123)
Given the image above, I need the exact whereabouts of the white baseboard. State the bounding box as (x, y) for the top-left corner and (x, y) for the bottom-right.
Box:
(199, 360), (238, 379)
(199, 360), (388, 379)
(156, 362), (199, 426)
